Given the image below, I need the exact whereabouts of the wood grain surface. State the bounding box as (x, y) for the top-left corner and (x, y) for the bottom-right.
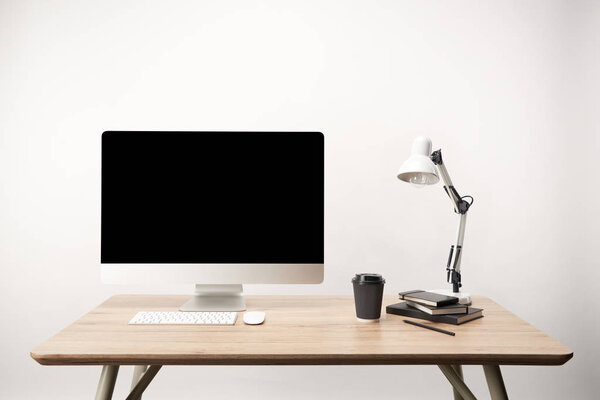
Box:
(31, 295), (573, 366)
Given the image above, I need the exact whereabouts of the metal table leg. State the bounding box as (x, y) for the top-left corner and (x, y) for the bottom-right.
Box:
(451, 365), (465, 400)
(438, 365), (477, 400)
(131, 366), (148, 399)
(95, 365), (119, 400)
(125, 365), (162, 400)
(483, 365), (509, 400)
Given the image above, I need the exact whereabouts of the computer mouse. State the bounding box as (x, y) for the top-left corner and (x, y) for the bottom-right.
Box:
(243, 311), (265, 325)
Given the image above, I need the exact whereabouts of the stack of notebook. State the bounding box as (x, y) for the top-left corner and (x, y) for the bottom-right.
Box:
(386, 290), (483, 325)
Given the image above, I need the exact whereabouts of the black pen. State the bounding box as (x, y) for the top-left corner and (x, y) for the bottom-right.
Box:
(403, 319), (455, 336)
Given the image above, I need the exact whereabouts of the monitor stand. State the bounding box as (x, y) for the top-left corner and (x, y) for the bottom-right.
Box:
(180, 284), (247, 311)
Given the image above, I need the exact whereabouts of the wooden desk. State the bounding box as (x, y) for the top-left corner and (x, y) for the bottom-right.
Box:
(31, 295), (572, 400)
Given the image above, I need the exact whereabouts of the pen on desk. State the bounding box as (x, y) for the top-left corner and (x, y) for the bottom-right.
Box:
(403, 319), (455, 336)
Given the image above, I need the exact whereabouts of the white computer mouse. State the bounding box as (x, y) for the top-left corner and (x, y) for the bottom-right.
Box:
(243, 311), (265, 325)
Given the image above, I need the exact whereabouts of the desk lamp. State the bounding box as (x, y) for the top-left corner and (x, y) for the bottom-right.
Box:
(397, 136), (474, 305)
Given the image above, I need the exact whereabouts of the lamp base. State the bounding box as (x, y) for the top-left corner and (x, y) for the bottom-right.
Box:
(429, 289), (472, 305)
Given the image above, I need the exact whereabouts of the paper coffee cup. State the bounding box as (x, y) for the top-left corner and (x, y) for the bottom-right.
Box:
(352, 273), (385, 322)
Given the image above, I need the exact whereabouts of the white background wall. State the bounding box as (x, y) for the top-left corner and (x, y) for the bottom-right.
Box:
(1, 0), (599, 398)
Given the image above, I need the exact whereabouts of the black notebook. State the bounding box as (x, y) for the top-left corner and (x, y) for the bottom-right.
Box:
(399, 290), (459, 307)
(386, 302), (483, 325)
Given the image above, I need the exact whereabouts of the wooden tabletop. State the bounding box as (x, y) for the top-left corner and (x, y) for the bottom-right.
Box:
(31, 295), (572, 366)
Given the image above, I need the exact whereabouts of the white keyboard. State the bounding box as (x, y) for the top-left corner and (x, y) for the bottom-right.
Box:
(129, 311), (237, 325)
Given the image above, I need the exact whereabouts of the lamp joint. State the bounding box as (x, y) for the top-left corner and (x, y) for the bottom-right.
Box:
(456, 199), (471, 214)
(430, 149), (443, 165)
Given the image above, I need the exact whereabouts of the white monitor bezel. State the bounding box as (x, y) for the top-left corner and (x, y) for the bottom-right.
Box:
(101, 263), (324, 284)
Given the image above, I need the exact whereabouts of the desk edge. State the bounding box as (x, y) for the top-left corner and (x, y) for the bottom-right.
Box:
(30, 351), (574, 367)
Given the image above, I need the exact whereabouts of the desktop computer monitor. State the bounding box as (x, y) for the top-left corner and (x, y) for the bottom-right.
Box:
(101, 131), (324, 311)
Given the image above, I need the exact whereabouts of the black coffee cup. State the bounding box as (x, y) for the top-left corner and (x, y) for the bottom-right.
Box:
(352, 273), (385, 322)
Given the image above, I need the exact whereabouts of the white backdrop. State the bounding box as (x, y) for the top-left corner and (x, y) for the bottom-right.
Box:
(1, 0), (599, 398)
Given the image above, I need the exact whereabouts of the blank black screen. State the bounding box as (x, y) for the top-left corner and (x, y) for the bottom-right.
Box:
(101, 131), (324, 263)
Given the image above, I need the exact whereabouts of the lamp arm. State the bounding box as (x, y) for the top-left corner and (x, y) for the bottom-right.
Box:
(431, 149), (473, 293)
(431, 150), (471, 214)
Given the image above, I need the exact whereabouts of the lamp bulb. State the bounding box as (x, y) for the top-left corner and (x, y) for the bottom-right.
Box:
(409, 173), (430, 188)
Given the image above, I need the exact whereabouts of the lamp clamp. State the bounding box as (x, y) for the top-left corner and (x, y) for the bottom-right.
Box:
(446, 244), (463, 292)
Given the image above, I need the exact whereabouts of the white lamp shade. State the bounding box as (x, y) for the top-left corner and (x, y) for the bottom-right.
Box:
(397, 136), (440, 185)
